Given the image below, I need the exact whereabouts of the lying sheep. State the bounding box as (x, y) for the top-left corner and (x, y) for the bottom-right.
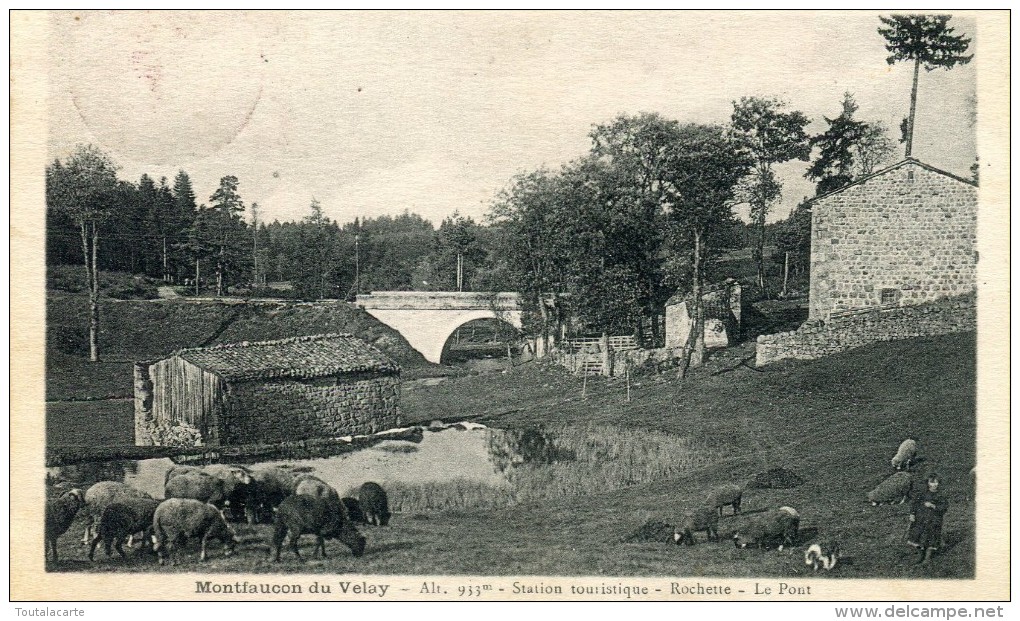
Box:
(359, 482), (391, 526)
(151, 498), (238, 565)
(164, 471), (227, 507)
(46, 488), (84, 562)
(88, 497), (160, 561)
(707, 483), (744, 516)
(733, 506), (800, 551)
(891, 439), (918, 471)
(867, 471), (914, 506)
(673, 506), (719, 546)
(246, 465), (296, 524)
(271, 494), (366, 561)
(82, 481), (153, 546)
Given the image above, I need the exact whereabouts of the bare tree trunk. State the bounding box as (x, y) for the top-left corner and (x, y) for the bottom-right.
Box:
(677, 229), (705, 379)
(906, 57), (920, 158)
(80, 221), (101, 362)
(216, 245), (224, 297)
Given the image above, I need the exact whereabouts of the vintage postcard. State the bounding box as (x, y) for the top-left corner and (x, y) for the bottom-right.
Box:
(10, 10), (1010, 604)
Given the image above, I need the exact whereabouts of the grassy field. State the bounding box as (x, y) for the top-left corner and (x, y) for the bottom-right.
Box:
(47, 331), (976, 578)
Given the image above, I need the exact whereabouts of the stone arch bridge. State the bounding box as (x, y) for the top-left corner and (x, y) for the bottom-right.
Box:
(355, 291), (522, 364)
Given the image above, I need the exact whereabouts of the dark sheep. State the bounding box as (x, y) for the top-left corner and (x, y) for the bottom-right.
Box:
(164, 471), (227, 507)
(82, 481), (152, 546)
(46, 488), (85, 562)
(673, 506), (720, 546)
(246, 465), (297, 524)
(271, 494), (366, 561)
(341, 497), (366, 524)
(707, 483), (744, 516)
(151, 498), (238, 565)
(359, 482), (391, 526)
(88, 497), (160, 561)
(733, 506), (800, 551)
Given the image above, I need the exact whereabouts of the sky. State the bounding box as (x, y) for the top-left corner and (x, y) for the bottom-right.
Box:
(47, 11), (978, 227)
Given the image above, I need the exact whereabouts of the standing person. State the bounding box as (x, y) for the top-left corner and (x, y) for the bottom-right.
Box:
(908, 472), (949, 564)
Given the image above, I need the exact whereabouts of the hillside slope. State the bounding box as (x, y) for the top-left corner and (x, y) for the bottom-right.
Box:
(46, 294), (433, 401)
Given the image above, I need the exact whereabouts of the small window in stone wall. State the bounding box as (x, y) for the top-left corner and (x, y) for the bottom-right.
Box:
(880, 288), (901, 305)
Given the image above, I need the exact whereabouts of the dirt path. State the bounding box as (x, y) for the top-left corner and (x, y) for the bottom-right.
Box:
(156, 286), (181, 299)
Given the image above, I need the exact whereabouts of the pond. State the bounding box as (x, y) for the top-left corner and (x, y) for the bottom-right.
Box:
(47, 423), (720, 514)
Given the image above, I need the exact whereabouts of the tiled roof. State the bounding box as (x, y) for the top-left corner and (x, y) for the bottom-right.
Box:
(175, 333), (399, 382)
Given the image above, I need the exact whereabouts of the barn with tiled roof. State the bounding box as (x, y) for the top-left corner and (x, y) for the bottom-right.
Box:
(134, 333), (401, 446)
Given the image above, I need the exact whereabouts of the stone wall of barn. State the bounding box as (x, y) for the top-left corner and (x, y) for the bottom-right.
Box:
(755, 293), (975, 366)
(809, 162), (977, 320)
(219, 374), (401, 444)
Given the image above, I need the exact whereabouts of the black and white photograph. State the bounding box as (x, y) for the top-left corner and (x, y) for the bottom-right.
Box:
(10, 10), (1010, 604)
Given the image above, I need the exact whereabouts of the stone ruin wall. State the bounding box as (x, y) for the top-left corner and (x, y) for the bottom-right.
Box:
(219, 374), (401, 445)
(809, 163), (977, 321)
(756, 293), (975, 366)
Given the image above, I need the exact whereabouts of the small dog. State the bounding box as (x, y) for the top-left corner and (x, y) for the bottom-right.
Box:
(804, 541), (840, 571)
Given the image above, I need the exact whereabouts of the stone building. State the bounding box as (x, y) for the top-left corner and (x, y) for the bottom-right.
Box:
(134, 333), (401, 447)
(809, 158), (977, 320)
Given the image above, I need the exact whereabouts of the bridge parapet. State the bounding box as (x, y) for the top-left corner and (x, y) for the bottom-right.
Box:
(355, 291), (521, 311)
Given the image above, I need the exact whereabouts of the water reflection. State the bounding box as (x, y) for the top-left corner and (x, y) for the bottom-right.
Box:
(46, 424), (717, 513)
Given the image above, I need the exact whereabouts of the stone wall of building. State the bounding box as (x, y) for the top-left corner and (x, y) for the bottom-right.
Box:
(220, 374), (401, 444)
(809, 161), (977, 320)
(756, 294), (975, 366)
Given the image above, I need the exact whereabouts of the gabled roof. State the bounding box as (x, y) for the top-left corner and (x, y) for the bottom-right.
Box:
(809, 158), (978, 205)
(174, 333), (399, 382)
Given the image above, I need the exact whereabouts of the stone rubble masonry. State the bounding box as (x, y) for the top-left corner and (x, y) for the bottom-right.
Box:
(809, 160), (977, 321)
(755, 293), (975, 366)
(219, 375), (401, 445)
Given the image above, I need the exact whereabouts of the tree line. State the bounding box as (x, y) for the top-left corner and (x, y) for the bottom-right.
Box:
(46, 14), (972, 364)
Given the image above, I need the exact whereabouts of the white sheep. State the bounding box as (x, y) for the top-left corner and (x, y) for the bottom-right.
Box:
(891, 439), (918, 471)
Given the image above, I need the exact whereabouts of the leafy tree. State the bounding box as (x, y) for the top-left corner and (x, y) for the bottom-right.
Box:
(731, 96), (811, 297)
(45, 144), (120, 361)
(662, 124), (750, 373)
(806, 93), (895, 195)
(878, 15), (973, 157)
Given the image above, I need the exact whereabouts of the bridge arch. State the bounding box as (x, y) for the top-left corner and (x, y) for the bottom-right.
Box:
(355, 292), (523, 364)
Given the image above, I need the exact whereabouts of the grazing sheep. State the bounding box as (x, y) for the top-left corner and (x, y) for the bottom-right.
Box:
(81, 481), (153, 546)
(246, 465), (296, 524)
(88, 497), (160, 561)
(673, 506), (719, 546)
(867, 471), (914, 506)
(733, 506), (800, 551)
(271, 494), (366, 561)
(167, 464), (253, 522)
(199, 464), (254, 521)
(294, 474), (342, 506)
(707, 483), (744, 516)
(151, 498), (238, 565)
(164, 471), (227, 507)
(359, 482), (391, 526)
(804, 541), (841, 571)
(341, 497), (365, 524)
(891, 439), (918, 471)
(46, 488), (84, 562)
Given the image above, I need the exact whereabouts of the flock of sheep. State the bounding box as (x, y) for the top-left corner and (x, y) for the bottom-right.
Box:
(45, 463), (391, 566)
(670, 438), (934, 572)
